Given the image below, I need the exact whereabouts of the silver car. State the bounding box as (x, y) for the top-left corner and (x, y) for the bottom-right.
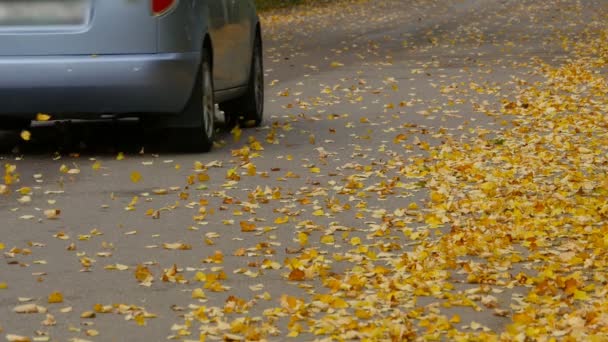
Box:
(0, 0), (264, 151)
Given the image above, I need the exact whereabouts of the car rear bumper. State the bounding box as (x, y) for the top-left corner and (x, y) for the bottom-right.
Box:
(0, 52), (200, 117)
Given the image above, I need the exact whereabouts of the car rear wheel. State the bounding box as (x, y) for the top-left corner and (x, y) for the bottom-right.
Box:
(164, 49), (215, 152)
(221, 31), (264, 128)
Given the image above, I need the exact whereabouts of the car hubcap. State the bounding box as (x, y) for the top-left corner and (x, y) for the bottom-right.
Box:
(202, 61), (214, 139)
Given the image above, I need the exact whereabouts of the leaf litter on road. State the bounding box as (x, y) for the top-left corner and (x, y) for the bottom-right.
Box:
(3, 0), (608, 341)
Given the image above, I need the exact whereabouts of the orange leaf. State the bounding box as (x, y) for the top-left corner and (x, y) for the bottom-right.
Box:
(240, 221), (256, 232)
(288, 269), (305, 281)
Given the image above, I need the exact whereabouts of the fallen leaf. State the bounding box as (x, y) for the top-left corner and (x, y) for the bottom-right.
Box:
(134, 264), (153, 286)
(130, 171), (142, 183)
(288, 269), (305, 281)
(36, 113), (51, 121)
(163, 242), (192, 251)
(20, 130), (31, 141)
(13, 304), (46, 314)
(43, 209), (61, 220)
(42, 314), (56, 326)
(47, 292), (63, 304)
(274, 216), (289, 224)
(6, 334), (31, 342)
(240, 221), (256, 232)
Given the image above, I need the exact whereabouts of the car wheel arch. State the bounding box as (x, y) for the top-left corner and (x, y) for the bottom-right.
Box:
(203, 34), (214, 72)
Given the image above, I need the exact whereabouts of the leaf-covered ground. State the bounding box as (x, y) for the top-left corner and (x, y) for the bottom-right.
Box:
(2, 0), (608, 341)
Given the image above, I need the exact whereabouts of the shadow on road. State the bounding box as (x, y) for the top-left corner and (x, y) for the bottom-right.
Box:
(0, 119), (234, 156)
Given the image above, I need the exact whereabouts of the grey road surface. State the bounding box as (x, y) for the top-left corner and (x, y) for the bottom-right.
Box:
(0, 0), (604, 341)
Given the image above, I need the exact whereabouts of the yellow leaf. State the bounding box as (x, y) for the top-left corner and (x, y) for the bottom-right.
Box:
(18, 187), (31, 195)
(425, 213), (442, 227)
(309, 167), (320, 173)
(92, 161), (101, 171)
(320, 235), (335, 244)
(192, 288), (206, 299)
(36, 113), (51, 121)
(480, 181), (497, 195)
(134, 314), (146, 326)
(130, 171), (142, 183)
(226, 167), (240, 181)
(20, 130), (31, 141)
(116, 152), (125, 161)
(280, 295), (301, 311)
(430, 191), (445, 203)
(393, 134), (407, 143)
(48, 292), (63, 304)
(274, 216), (289, 224)
(247, 164), (256, 176)
(134, 264), (153, 283)
(194, 271), (206, 282)
(513, 313), (534, 324)
(355, 309), (371, 319)
(297, 232), (308, 246)
(331, 298), (348, 309)
(574, 290), (589, 301)
(231, 125), (242, 142)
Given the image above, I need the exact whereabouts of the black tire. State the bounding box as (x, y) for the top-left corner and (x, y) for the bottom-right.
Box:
(166, 49), (216, 152)
(221, 31), (264, 128)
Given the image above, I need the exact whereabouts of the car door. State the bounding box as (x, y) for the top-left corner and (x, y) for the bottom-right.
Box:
(225, 0), (255, 87)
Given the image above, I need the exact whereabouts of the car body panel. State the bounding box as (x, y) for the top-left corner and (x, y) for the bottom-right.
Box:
(225, 0), (257, 86)
(205, 0), (233, 90)
(0, 0), (158, 55)
(0, 52), (199, 117)
(0, 0), (260, 118)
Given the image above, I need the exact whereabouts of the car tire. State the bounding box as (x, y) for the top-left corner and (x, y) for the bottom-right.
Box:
(221, 31), (264, 128)
(165, 49), (216, 152)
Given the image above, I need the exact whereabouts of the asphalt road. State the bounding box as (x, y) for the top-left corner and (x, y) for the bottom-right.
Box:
(1, 0), (605, 341)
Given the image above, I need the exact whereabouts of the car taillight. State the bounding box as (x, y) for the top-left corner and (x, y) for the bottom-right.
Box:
(152, 0), (176, 16)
